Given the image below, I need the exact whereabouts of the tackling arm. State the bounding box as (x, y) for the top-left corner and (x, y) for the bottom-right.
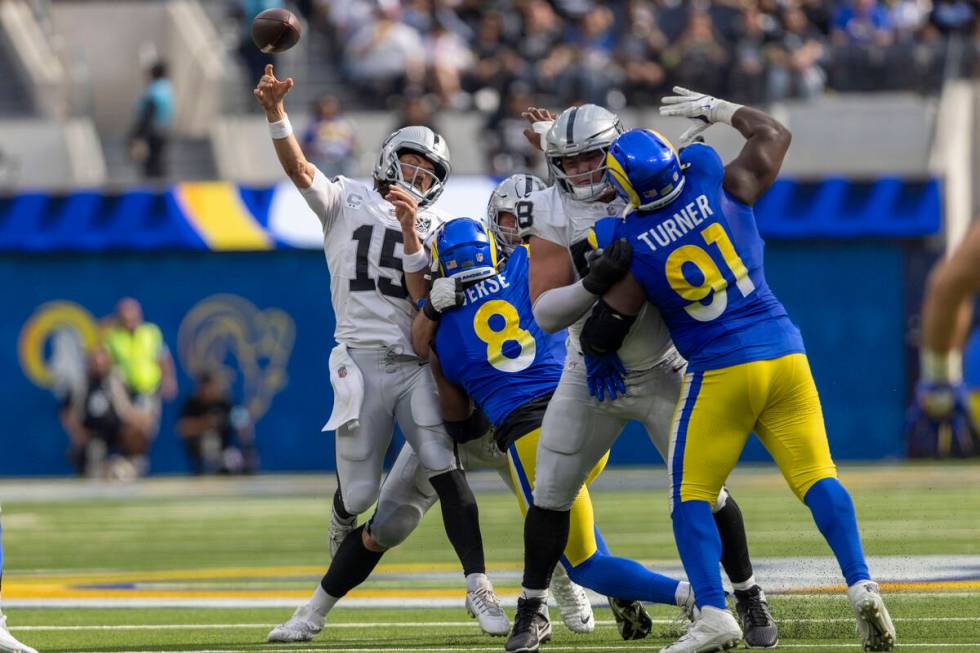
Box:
(411, 305), (439, 359)
(722, 106), (792, 206)
(921, 220), (980, 375)
(579, 273), (645, 356)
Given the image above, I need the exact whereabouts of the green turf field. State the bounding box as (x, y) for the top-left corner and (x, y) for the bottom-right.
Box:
(1, 462), (978, 652)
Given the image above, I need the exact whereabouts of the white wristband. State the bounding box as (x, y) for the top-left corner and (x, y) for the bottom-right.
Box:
(921, 348), (963, 383)
(712, 100), (743, 126)
(269, 115), (293, 140)
(403, 247), (429, 274)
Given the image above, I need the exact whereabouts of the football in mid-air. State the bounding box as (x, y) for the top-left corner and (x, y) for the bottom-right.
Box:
(251, 8), (301, 54)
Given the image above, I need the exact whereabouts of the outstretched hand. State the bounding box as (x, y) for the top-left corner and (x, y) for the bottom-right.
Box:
(253, 64), (294, 118)
(521, 106), (557, 151)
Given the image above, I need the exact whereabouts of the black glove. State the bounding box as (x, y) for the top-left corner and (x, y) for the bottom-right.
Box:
(582, 238), (632, 295)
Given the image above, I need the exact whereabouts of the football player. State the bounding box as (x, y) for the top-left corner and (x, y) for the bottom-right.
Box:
(0, 513), (38, 653)
(582, 88), (896, 652)
(415, 217), (697, 653)
(907, 218), (980, 454)
(510, 105), (775, 651)
(254, 65), (506, 639)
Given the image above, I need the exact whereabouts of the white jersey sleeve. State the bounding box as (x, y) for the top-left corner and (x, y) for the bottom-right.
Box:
(516, 187), (568, 248)
(299, 167), (343, 233)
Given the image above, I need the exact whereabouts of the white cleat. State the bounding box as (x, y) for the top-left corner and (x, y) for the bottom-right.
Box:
(549, 565), (594, 634)
(660, 605), (742, 653)
(327, 509), (357, 559)
(847, 581), (896, 651)
(0, 614), (39, 653)
(466, 584), (510, 636)
(267, 604), (325, 643)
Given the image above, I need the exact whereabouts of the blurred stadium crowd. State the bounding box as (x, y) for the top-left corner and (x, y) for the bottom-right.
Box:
(253, 0), (978, 111)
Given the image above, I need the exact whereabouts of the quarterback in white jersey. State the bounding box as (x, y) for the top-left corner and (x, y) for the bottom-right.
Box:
(508, 105), (777, 651)
(253, 65), (507, 642)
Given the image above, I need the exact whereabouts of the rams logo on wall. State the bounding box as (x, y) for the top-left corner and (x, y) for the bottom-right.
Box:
(18, 295), (295, 422)
(177, 294), (295, 420)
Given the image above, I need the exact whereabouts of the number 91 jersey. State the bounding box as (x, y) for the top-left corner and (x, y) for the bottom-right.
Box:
(433, 246), (564, 428)
(615, 143), (805, 372)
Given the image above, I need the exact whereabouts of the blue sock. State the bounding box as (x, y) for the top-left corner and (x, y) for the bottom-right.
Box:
(592, 526), (610, 556)
(673, 499), (726, 610)
(564, 530), (679, 605)
(804, 477), (870, 586)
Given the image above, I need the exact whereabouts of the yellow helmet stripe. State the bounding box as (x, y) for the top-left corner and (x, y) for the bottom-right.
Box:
(605, 151), (641, 207)
(646, 129), (679, 159)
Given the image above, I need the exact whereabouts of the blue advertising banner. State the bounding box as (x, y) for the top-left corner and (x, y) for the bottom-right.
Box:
(1, 241), (908, 477)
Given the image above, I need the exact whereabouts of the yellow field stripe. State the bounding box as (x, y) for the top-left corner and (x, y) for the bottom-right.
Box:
(175, 182), (272, 251)
(791, 580), (980, 594)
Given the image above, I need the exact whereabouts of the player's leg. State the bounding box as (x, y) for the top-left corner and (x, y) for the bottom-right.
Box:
(0, 513), (39, 653)
(635, 360), (777, 648)
(663, 366), (756, 653)
(755, 354), (894, 651)
(395, 363), (507, 635)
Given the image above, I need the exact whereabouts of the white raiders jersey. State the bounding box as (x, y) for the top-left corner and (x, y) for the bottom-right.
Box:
(519, 185), (675, 371)
(300, 169), (450, 349)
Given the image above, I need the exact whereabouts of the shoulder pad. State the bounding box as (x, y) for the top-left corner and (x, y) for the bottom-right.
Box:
(589, 216), (622, 251)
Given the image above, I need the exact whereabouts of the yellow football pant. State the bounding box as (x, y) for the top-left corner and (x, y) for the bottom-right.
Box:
(670, 353), (838, 509)
(506, 428), (609, 567)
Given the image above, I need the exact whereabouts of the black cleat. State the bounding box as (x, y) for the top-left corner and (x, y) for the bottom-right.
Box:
(505, 597), (552, 653)
(734, 586), (778, 649)
(608, 597), (653, 640)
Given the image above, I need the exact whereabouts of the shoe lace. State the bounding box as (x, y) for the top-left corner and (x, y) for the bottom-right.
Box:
(743, 596), (772, 628)
(472, 587), (505, 617)
(513, 599), (540, 632)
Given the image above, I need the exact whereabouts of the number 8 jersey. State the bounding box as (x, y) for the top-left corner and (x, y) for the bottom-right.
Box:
(300, 169), (451, 349)
(433, 245), (564, 428)
(615, 143), (804, 372)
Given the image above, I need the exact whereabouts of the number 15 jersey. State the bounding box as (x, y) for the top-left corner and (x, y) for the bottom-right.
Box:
(615, 143), (804, 372)
(434, 246), (564, 428)
(300, 169), (450, 349)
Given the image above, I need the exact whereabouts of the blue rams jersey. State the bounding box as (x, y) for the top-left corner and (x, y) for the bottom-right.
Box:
(435, 246), (564, 427)
(965, 325), (980, 390)
(614, 143), (804, 371)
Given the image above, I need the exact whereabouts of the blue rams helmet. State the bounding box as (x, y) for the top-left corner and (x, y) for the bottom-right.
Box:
(605, 129), (685, 211)
(431, 217), (500, 283)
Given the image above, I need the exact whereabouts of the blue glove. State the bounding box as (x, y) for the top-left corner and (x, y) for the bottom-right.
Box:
(904, 380), (976, 458)
(584, 353), (627, 402)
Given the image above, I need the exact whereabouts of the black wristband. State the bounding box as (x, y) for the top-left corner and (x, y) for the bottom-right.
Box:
(422, 300), (442, 321)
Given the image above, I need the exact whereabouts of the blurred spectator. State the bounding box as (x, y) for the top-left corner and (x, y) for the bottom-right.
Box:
(393, 91), (440, 132)
(930, 0), (977, 35)
(59, 347), (135, 478)
(483, 82), (543, 177)
(344, 4), (426, 101)
(663, 11), (730, 97)
(128, 61), (173, 180)
(102, 297), (178, 475)
(178, 372), (257, 475)
(426, 20), (476, 108)
(616, 0), (668, 105)
(235, 0), (285, 87)
(552, 5), (619, 105)
(768, 6), (827, 101)
(831, 0), (895, 91)
(464, 11), (527, 97)
(728, 5), (779, 104)
(300, 95), (358, 177)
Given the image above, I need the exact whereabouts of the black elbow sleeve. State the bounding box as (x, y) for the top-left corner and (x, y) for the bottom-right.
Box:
(579, 299), (637, 357)
(445, 408), (491, 444)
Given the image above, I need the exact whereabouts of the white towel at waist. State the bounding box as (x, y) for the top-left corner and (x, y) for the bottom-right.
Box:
(323, 344), (365, 432)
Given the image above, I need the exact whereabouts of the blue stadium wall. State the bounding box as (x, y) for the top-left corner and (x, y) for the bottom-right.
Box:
(1, 243), (911, 476)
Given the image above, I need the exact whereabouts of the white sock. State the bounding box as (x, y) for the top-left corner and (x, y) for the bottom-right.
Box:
(732, 576), (757, 592)
(466, 572), (491, 593)
(309, 585), (339, 617)
(675, 581), (692, 606)
(522, 587), (548, 601)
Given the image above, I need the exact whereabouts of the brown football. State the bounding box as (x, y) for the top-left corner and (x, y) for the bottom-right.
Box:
(251, 8), (301, 54)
